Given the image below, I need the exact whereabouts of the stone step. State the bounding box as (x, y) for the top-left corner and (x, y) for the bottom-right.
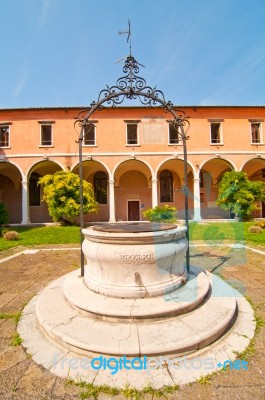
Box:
(63, 267), (210, 320)
(36, 268), (237, 357)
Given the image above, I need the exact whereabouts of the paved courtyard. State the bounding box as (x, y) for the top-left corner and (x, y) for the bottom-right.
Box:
(0, 243), (264, 399)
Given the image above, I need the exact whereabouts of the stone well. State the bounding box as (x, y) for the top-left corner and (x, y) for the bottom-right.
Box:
(18, 222), (256, 388)
(83, 222), (188, 298)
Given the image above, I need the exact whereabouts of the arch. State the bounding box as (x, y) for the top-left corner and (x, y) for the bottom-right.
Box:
(72, 160), (111, 223)
(113, 157), (154, 181)
(0, 160), (24, 181)
(240, 156), (265, 175)
(0, 161), (23, 189)
(113, 159), (153, 222)
(71, 159), (111, 179)
(156, 158), (194, 219)
(155, 157), (196, 178)
(0, 161), (23, 223)
(199, 156), (237, 173)
(26, 159), (65, 180)
(26, 160), (63, 224)
(240, 157), (265, 218)
(198, 158), (235, 219)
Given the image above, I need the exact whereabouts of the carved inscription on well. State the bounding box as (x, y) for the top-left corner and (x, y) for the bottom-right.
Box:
(118, 252), (155, 264)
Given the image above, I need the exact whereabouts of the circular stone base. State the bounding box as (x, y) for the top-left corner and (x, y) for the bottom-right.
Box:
(17, 267), (256, 389)
(63, 267), (210, 320)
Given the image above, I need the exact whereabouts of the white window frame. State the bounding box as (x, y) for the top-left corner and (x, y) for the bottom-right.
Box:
(0, 123), (11, 148)
(38, 121), (54, 147)
(209, 120), (224, 145)
(83, 121), (97, 147)
(168, 121), (181, 145)
(125, 120), (140, 146)
(250, 121), (263, 144)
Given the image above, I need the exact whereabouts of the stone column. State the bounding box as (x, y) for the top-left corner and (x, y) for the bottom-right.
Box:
(152, 178), (158, 208)
(109, 179), (116, 222)
(21, 180), (30, 224)
(193, 178), (202, 221)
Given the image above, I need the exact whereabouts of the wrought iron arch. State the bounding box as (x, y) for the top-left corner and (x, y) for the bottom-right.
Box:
(75, 55), (190, 275)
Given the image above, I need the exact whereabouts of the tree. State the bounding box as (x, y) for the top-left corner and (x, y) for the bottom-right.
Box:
(217, 171), (265, 221)
(39, 171), (98, 224)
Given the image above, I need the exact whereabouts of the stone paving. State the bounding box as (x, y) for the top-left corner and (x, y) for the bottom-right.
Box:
(0, 244), (264, 399)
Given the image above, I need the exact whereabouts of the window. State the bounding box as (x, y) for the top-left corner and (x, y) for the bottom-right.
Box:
(160, 170), (173, 202)
(251, 123), (261, 143)
(0, 125), (9, 147)
(126, 123), (138, 145)
(168, 122), (179, 144)
(38, 120), (54, 146)
(210, 123), (221, 144)
(262, 169), (265, 178)
(29, 172), (41, 206)
(41, 124), (52, 146)
(84, 123), (96, 146)
(199, 171), (204, 188)
(94, 172), (107, 204)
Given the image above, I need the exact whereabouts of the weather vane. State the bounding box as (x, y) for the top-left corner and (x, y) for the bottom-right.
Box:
(118, 19), (132, 56)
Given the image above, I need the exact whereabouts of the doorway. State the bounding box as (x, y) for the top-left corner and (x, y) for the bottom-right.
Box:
(128, 200), (140, 221)
(262, 202), (265, 218)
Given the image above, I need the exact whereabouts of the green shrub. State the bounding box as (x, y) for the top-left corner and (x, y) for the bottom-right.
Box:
(3, 231), (19, 241)
(143, 205), (177, 223)
(0, 202), (8, 225)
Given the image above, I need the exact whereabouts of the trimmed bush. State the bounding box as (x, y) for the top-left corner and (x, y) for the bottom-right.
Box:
(248, 225), (263, 234)
(3, 231), (19, 241)
(255, 220), (265, 229)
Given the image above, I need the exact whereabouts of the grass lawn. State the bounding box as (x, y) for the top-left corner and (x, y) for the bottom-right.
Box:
(189, 221), (265, 246)
(0, 225), (80, 251)
(0, 221), (264, 251)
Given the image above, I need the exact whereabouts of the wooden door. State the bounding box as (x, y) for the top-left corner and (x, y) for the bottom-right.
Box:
(128, 201), (140, 221)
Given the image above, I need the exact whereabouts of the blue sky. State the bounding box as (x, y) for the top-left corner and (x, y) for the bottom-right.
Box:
(1, 0), (265, 108)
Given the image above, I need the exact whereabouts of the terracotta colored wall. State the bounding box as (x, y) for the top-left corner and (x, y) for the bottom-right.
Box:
(0, 106), (265, 223)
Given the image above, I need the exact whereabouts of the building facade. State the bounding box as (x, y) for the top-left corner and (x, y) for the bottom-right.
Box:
(0, 105), (265, 224)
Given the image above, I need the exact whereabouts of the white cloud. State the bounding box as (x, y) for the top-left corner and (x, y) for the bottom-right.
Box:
(37, 0), (51, 29)
(12, 63), (28, 100)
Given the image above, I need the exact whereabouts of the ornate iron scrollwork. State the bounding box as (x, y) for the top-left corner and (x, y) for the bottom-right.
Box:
(76, 55), (190, 140)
